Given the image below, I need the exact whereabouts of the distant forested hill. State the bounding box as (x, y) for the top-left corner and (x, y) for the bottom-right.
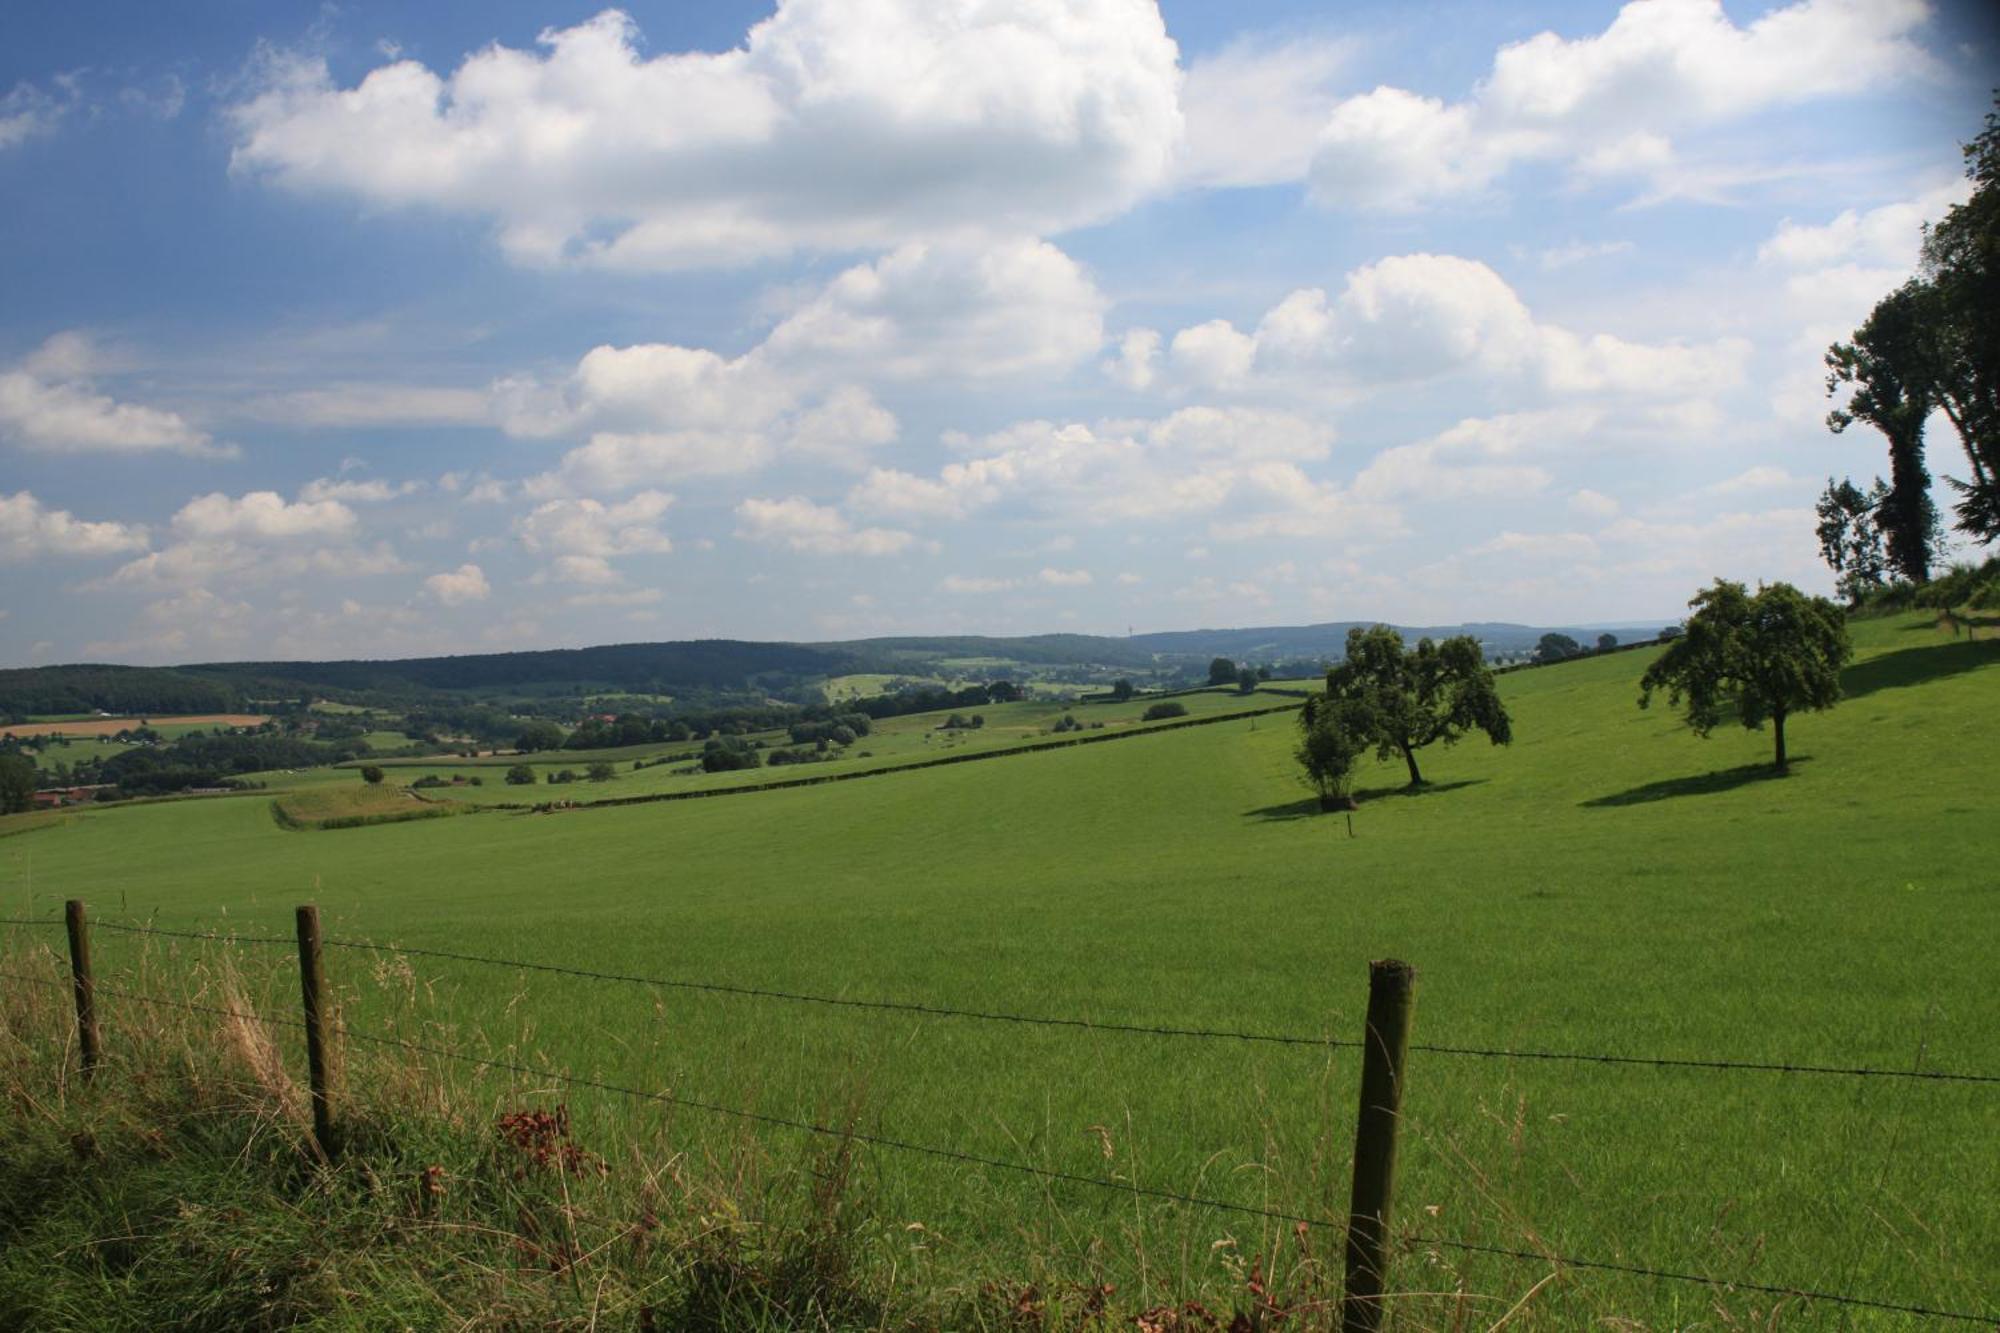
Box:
(2, 619), (1664, 717)
(0, 666), (240, 718)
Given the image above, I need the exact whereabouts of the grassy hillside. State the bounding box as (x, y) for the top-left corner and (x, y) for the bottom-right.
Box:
(1, 612), (1995, 1326)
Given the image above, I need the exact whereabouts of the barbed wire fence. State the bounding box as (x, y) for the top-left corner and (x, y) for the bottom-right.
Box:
(1, 907), (1994, 1328)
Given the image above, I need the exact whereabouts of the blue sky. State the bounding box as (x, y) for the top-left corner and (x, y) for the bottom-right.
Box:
(1, 0), (1993, 664)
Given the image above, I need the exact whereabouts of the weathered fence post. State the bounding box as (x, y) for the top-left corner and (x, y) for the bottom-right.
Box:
(63, 899), (102, 1081)
(294, 904), (335, 1159)
(1341, 958), (1416, 1333)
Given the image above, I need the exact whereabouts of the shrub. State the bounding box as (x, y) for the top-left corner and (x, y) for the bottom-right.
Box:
(504, 764), (535, 785)
(360, 765), (385, 785)
(1142, 701), (1188, 721)
(586, 762), (615, 782)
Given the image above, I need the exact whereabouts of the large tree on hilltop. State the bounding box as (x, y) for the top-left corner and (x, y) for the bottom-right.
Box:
(1826, 280), (1941, 583)
(1321, 626), (1511, 788)
(1639, 580), (1851, 772)
(1918, 94), (2000, 541)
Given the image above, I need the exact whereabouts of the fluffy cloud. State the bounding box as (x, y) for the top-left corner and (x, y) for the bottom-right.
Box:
(0, 491), (150, 561)
(228, 3), (1181, 270)
(1102, 328), (1161, 390)
(1, 81), (68, 150)
(424, 563), (491, 605)
(1351, 410), (1585, 503)
(764, 238), (1105, 380)
(0, 336), (228, 457)
(1307, 0), (1937, 209)
(733, 497), (915, 556)
(1168, 253), (1746, 396)
(782, 387), (899, 467)
(298, 476), (424, 503)
(172, 491), (357, 540)
(1176, 34), (1350, 189)
(1038, 567), (1093, 586)
(848, 406), (1382, 542)
(1759, 181), (1969, 271)
(515, 491), (675, 559)
(101, 489), (406, 590)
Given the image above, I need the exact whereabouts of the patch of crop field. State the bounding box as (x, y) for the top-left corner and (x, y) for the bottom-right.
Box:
(311, 687), (1301, 807)
(0, 713), (271, 740)
(3, 614), (1995, 1322)
(357, 729), (419, 752)
(269, 782), (473, 829)
(0, 810), (76, 840)
(823, 672), (954, 700)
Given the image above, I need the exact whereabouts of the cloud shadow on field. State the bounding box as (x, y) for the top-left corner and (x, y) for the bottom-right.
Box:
(1581, 760), (1801, 809)
(1840, 641), (1999, 700)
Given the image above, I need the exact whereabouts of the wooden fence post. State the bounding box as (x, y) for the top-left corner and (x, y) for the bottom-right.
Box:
(1341, 958), (1416, 1333)
(294, 904), (335, 1159)
(63, 899), (102, 1081)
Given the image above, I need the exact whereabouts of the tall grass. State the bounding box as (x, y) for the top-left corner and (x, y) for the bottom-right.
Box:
(1, 935), (1522, 1331)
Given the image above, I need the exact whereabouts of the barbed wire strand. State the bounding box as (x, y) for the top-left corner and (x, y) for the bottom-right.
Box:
(7, 914), (2000, 1085)
(1, 967), (1991, 1325)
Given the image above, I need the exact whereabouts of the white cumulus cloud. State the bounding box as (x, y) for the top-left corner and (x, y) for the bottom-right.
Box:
(424, 563), (490, 605)
(0, 491), (150, 561)
(733, 496), (915, 556)
(0, 335), (229, 457)
(228, 3), (1182, 270)
(1306, 0), (1938, 209)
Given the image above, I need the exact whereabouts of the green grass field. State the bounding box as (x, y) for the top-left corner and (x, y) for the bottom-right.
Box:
(3, 614), (1996, 1324)
(328, 685), (1301, 806)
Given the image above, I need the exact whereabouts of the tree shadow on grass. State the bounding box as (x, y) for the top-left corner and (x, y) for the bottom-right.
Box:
(1841, 639), (1999, 700)
(1581, 759), (1802, 809)
(1352, 777), (1485, 803)
(1244, 779), (1485, 822)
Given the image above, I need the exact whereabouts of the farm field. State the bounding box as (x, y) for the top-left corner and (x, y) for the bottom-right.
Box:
(0, 713), (270, 740)
(326, 683), (1305, 805)
(2, 614), (1997, 1324)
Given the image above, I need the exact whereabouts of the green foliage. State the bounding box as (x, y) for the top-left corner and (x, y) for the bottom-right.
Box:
(1827, 281), (1942, 582)
(514, 721), (566, 753)
(360, 765), (385, 785)
(1110, 678), (1134, 701)
(1293, 694), (1367, 804)
(1323, 626), (1512, 787)
(1639, 580), (1852, 770)
(1235, 666), (1259, 694)
(1918, 93), (2000, 540)
(0, 754), (33, 814)
(700, 738), (761, 773)
(1596, 633), (1618, 652)
(1535, 633), (1582, 664)
(504, 764), (535, 786)
(1207, 657), (1237, 687)
(1815, 475), (1892, 603)
(1142, 701), (1188, 721)
(586, 761), (615, 782)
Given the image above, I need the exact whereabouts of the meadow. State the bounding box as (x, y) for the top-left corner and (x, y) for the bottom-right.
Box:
(329, 683), (1303, 805)
(1, 613), (1996, 1326)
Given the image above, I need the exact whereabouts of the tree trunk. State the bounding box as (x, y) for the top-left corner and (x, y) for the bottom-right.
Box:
(1773, 710), (1788, 771)
(1401, 741), (1424, 787)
